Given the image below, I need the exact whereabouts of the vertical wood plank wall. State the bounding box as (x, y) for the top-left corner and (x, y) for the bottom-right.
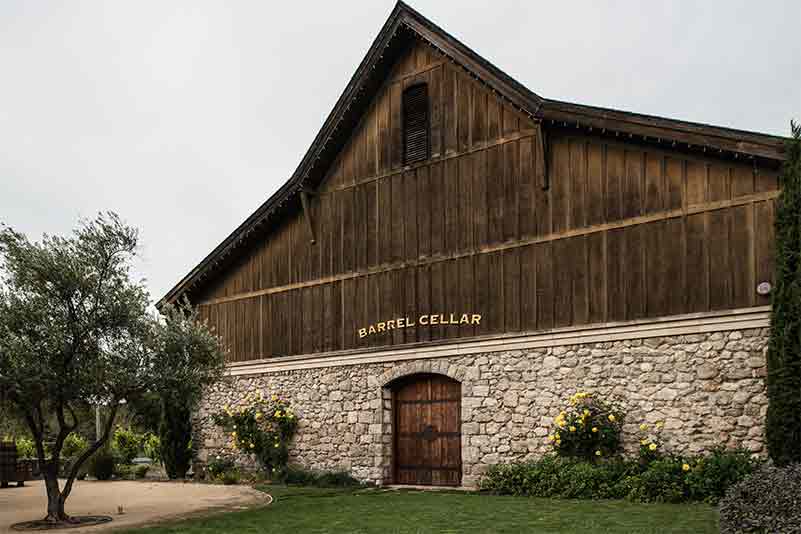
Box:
(194, 39), (779, 363)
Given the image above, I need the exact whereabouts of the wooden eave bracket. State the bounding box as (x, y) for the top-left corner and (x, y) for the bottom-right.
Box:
(535, 121), (549, 190)
(299, 188), (317, 244)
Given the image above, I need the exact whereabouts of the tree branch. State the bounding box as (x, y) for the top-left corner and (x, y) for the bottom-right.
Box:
(23, 409), (47, 467)
(61, 402), (119, 502)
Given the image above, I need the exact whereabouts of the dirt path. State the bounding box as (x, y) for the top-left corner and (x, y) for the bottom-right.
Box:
(0, 480), (268, 533)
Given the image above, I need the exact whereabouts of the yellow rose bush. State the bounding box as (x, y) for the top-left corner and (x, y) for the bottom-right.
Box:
(483, 391), (762, 504)
(212, 392), (298, 479)
(549, 391), (625, 461)
(636, 421), (665, 465)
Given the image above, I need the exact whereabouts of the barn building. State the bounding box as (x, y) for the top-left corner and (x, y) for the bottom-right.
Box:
(159, 2), (787, 486)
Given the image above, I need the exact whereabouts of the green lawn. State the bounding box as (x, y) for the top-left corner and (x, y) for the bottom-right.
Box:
(121, 485), (718, 534)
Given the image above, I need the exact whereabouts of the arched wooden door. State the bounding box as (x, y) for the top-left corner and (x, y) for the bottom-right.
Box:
(392, 373), (461, 486)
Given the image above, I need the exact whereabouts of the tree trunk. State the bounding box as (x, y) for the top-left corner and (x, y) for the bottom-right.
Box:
(43, 464), (70, 523)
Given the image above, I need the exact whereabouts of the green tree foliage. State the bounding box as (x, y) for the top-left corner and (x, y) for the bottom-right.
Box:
(112, 426), (142, 465)
(159, 399), (194, 479)
(0, 213), (150, 523)
(127, 391), (162, 434)
(151, 301), (225, 479)
(766, 121), (801, 466)
(0, 213), (224, 523)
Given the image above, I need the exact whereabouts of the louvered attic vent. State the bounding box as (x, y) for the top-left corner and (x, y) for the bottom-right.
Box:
(403, 84), (430, 165)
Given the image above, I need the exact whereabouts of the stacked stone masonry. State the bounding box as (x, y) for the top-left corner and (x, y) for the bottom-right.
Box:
(194, 328), (769, 487)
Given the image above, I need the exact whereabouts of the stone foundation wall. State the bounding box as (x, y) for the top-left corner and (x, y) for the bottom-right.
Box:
(194, 328), (769, 487)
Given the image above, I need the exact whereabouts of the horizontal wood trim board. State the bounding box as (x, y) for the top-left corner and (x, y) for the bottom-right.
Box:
(398, 398), (460, 404)
(389, 60), (446, 85)
(398, 432), (461, 437)
(320, 130), (539, 195)
(397, 465), (462, 471)
(226, 306), (770, 376)
(200, 191), (779, 307)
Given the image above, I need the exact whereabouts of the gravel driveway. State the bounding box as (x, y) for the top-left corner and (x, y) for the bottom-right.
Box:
(0, 480), (268, 533)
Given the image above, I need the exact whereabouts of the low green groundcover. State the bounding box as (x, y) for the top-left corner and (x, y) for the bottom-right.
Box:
(480, 448), (759, 504)
(116, 486), (717, 534)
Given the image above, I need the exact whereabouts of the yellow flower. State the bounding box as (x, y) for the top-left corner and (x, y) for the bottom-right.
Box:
(608, 414), (616, 422)
(595, 450), (602, 456)
(255, 412), (262, 420)
(274, 443), (279, 448)
(592, 427), (598, 433)
(250, 443), (255, 449)
(583, 410), (590, 416)
(639, 423), (648, 431)
(548, 435), (555, 442)
(641, 439), (649, 446)
(649, 443), (657, 451)
(655, 421), (664, 429)
(271, 395), (277, 401)
(231, 431), (237, 437)
(558, 421), (566, 428)
(275, 410), (282, 418)
(682, 463), (690, 472)
(569, 426), (576, 432)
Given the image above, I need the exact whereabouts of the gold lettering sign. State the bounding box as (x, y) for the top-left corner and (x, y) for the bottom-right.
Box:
(358, 313), (481, 339)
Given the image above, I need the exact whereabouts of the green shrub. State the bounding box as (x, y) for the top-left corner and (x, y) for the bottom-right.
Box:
(134, 465), (150, 479)
(282, 466), (363, 487)
(15, 437), (35, 459)
(480, 449), (758, 504)
(719, 463), (801, 534)
(113, 426), (142, 465)
(88, 448), (116, 481)
(142, 432), (161, 464)
(315, 470), (363, 487)
(62, 432), (89, 459)
(283, 465), (318, 485)
(481, 456), (637, 500)
(206, 456), (236, 480)
(60, 433), (90, 477)
(220, 469), (241, 485)
(549, 391), (625, 461)
(685, 447), (762, 504)
(115, 464), (135, 480)
(623, 458), (687, 503)
(765, 122), (801, 467)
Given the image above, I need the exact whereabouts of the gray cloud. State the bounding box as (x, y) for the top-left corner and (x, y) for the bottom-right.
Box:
(1, 0), (799, 301)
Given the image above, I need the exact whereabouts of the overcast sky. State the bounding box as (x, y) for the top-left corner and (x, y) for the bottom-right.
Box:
(1, 0), (799, 302)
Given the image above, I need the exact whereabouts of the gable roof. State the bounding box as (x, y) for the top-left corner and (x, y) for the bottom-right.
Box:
(158, 0), (787, 309)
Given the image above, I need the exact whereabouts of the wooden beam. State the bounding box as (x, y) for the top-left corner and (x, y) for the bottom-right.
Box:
(300, 191), (316, 244)
(536, 122), (549, 190)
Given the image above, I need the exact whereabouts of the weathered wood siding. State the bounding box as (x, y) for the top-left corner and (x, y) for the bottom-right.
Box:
(194, 39), (779, 363)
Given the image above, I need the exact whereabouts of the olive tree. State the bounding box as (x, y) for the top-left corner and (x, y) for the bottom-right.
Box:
(0, 213), (222, 524)
(151, 300), (226, 479)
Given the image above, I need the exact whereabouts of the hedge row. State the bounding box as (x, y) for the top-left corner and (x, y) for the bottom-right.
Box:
(479, 448), (759, 504)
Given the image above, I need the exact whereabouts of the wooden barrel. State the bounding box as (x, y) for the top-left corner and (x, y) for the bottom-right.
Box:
(0, 441), (17, 487)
